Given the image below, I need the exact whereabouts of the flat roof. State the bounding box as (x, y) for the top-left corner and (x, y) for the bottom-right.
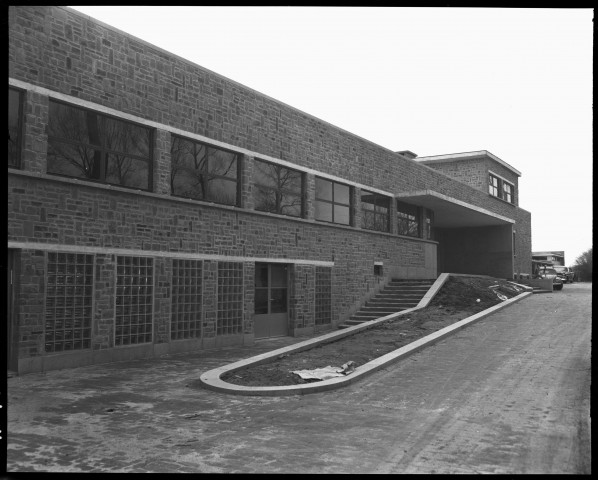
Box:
(396, 190), (514, 228)
(415, 150), (521, 177)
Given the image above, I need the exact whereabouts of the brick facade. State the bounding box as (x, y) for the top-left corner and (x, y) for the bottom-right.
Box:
(8, 6), (533, 373)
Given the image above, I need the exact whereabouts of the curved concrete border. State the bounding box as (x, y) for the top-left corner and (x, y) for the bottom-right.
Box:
(199, 275), (533, 396)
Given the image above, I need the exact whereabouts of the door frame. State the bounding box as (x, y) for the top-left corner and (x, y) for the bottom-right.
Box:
(254, 262), (289, 339)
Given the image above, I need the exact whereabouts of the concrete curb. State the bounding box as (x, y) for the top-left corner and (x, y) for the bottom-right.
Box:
(199, 278), (533, 396)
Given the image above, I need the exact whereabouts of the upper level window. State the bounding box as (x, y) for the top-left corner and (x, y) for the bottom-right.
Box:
(253, 159), (303, 217)
(503, 182), (513, 203)
(315, 177), (352, 225)
(8, 87), (23, 168)
(488, 172), (515, 204)
(171, 136), (239, 206)
(396, 200), (420, 237)
(489, 174), (500, 197)
(47, 100), (152, 190)
(361, 190), (390, 232)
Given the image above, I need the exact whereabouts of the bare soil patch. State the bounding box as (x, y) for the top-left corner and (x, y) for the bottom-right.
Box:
(222, 276), (524, 387)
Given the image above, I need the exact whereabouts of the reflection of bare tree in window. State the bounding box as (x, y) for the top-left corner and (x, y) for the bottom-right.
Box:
(254, 161), (302, 216)
(171, 137), (237, 205)
(47, 101), (150, 188)
(48, 103), (98, 178)
(103, 120), (147, 186)
(362, 193), (390, 232)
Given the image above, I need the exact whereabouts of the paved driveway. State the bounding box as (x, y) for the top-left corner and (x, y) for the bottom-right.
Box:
(5, 283), (591, 473)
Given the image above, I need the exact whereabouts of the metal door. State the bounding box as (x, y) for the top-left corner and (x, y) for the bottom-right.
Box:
(254, 263), (288, 339)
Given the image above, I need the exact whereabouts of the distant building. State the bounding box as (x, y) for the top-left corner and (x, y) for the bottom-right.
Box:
(8, 6), (533, 374)
(532, 251), (565, 266)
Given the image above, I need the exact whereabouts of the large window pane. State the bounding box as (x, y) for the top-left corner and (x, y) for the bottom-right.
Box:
(47, 142), (99, 179)
(253, 159), (303, 217)
(254, 289), (269, 314)
(47, 100), (152, 190)
(105, 155), (149, 189)
(397, 200), (420, 238)
(171, 135), (238, 206)
(210, 149), (237, 178)
(101, 116), (151, 158)
(280, 194), (302, 217)
(315, 202), (333, 222)
(206, 178), (237, 205)
(270, 265), (288, 288)
(334, 183), (350, 204)
(361, 190), (390, 232)
(315, 177), (352, 225)
(334, 205), (350, 225)
(48, 101), (92, 144)
(270, 288), (287, 313)
(315, 177), (333, 201)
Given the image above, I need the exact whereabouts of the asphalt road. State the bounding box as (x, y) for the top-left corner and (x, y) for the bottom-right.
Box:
(5, 283), (591, 474)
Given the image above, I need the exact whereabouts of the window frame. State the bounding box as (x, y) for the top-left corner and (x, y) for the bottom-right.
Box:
(488, 171), (515, 204)
(46, 99), (154, 191)
(8, 86), (24, 169)
(252, 158), (305, 218)
(170, 134), (240, 206)
(361, 190), (391, 233)
(396, 200), (421, 238)
(314, 177), (353, 226)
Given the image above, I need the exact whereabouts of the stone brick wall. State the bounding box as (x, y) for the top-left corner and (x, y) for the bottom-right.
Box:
(16, 250), (46, 358)
(9, 6), (524, 222)
(418, 158), (488, 192)
(7, 5), (534, 371)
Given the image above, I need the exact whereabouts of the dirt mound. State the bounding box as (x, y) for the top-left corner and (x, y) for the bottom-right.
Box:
(222, 276), (524, 387)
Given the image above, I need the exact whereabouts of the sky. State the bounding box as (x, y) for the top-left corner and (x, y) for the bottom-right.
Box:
(69, 6), (593, 266)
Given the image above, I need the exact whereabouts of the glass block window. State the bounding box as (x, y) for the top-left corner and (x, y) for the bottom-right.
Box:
(361, 190), (390, 232)
(253, 159), (304, 217)
(171, 135), (239, 206)
(115, 256), (153, 346)
(171, 259), (203, 340)
(315, 266), (332, 325)
(315, 177), (352, 225)
(217, 262), (244, 335)
(45, 253), (93, 353)
(8, 87), (23, 168)
(47, 99), (153, 190)
(397, 200), (421, 238)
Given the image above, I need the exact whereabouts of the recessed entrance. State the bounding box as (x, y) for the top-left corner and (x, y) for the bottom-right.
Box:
(254, 263), (289, 339)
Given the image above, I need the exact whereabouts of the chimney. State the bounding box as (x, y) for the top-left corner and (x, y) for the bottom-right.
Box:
(396, 150), (418, 160)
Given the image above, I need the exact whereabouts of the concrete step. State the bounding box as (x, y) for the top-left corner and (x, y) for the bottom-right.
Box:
(383, 284), (432, 290)
(365, 301), (417, 308)
(367, 298), (419, 305)
(337, 278), (434, 329)
(372, 294), (423, 300)
(360, 305), (410, 311)
(350, 313), (387, 320)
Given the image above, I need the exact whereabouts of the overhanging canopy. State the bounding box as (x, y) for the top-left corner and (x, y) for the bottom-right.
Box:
(396, 190), (515, 228)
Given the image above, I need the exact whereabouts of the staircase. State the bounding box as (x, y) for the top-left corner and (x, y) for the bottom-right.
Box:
(337, 279), (435, 329)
